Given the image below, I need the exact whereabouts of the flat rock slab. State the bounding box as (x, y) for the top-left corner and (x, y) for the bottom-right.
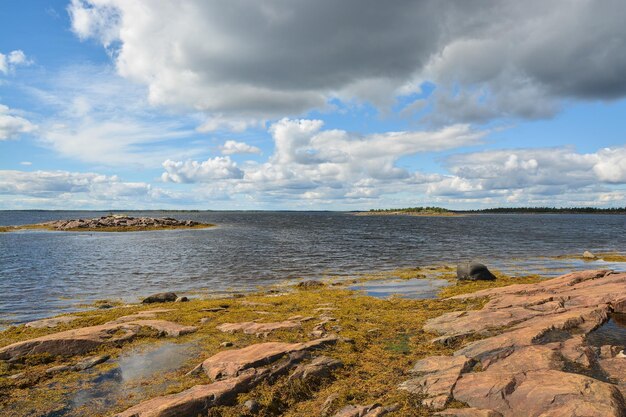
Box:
(115, 369), (263, 417)
(402, 270), (626, 414)
(400, 355), (472, 409)
(0, 319), (196, 361)
(454, 369), (626, 417)
(197, 336), (338, 380)
(24, 315), (78, 329)
(216, 321), (301, 336)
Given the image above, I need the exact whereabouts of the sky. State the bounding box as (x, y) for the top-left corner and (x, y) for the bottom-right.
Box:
(1, 0), (625, 210)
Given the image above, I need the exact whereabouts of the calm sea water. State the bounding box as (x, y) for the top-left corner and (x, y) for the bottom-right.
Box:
(1, 211), (625, 324)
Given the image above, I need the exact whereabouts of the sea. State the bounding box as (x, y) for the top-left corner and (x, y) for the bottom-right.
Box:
(1, 210), (625, 325)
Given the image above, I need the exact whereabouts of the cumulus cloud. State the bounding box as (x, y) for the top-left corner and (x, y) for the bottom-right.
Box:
(68, 0), (626, 125)
(425, 146), (626, 204)
(0, 50), (32, 74)
(161, 118), (484, 199)
(0, 170), (152, 199)
(0, 104), (37, 140)
(161, 157), (243, 183)
(220, 140), (261, 155)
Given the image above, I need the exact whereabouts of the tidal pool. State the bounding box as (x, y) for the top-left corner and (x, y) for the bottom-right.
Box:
(349, 278), (451, 299)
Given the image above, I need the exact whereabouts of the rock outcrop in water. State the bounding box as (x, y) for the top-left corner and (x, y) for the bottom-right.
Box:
(26, 215), (211, 231)
(401, 269), (626, 416)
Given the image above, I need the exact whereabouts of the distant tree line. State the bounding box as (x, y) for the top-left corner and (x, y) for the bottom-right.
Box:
(368, 206), (626, 214)
(369, 206), (451, 213)
(459, 206), (626, 214)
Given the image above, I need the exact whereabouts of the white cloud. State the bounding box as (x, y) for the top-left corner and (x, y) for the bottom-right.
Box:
(0, 104), (37, 140)
(0, 50), (32, 74)
(161, 118), (484, 200)
(220, 140), (261, 155)
(425, 146), (626, 204)
(0, 170), (152, 199)
(68, 1), (626, 125)
(161, 157), (243, 183)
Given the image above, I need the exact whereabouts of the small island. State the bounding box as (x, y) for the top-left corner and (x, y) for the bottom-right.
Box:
(0, 215), (214, 232)
(354, 206), (458, 217)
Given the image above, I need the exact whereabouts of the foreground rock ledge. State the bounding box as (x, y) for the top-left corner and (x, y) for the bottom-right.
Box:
(0, 313), (196, 361)
(116, 336), (340, 417)
(401, 269), (626, 416)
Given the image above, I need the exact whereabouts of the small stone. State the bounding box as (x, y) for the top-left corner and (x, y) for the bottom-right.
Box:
(220, 341), (233, 348)
(200, 317), (211, 324)
(243, 399), (260, 413)
(142, 292), (177, 304)
(583, 250), (597, 259)
(175, 296), (189, 303)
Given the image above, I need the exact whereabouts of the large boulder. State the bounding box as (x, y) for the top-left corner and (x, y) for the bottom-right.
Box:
(142, 292), (178, 303)
(457, 262), (496, 281)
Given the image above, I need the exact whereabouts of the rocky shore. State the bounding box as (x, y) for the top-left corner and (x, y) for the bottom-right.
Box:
(0, 268), (624, 416)
(0, 215), (213, 232)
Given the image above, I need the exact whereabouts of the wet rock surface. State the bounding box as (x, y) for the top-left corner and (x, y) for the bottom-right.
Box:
(402, 269), (626, 415)
(0, 318), (196, 361)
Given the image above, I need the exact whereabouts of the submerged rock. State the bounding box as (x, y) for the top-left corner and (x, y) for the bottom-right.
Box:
(142, 292), (178, 304)
(456, 261), (496, 281)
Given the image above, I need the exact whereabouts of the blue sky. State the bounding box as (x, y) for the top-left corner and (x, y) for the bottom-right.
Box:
(1, 0), (625, 210)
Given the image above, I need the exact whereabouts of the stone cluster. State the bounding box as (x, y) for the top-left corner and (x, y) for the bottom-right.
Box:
(41, 215), (202, 230)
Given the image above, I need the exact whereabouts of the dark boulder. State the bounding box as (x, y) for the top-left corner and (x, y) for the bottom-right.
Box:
(457, 262), (496, 281)
(142, 292), (178, 303)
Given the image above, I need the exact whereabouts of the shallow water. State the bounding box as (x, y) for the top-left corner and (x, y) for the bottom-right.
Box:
(58, 342), (198, 416)
(349, 278), (450, 299)
(587, 313), (626, 349)
(1, 211), (625, 324)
